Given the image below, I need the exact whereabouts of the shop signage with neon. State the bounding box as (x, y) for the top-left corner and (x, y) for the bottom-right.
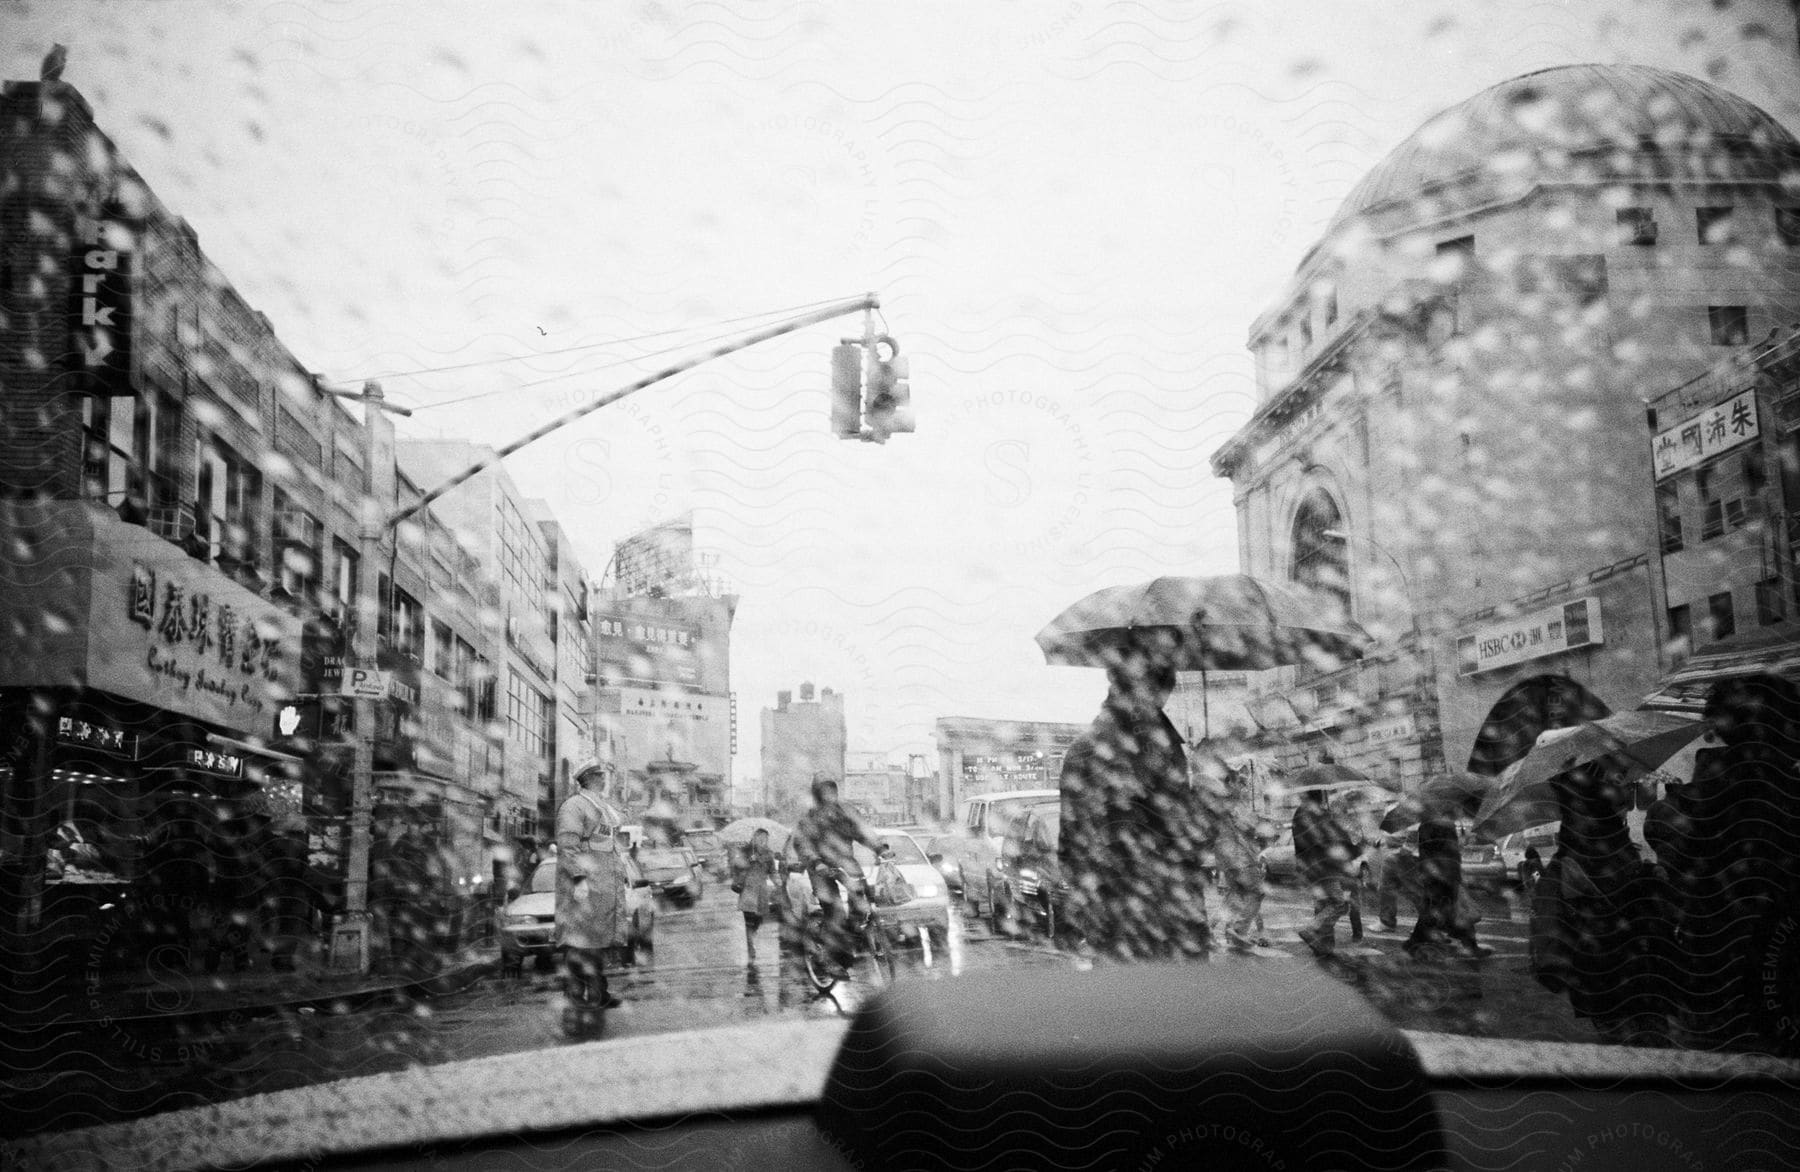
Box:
(56, 716), (138, 759)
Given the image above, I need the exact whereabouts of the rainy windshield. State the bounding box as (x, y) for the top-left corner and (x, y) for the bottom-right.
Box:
(6, 0), (1800, 1153)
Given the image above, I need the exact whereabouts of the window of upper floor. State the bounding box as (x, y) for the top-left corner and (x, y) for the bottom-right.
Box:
(1708, 305), (1748, 346)
(1617, 206), (1657, 245)
(1696, 205), (1734, 245)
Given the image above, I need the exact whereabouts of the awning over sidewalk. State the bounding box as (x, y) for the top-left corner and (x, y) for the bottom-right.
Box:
(1639, 629), (1800, 713)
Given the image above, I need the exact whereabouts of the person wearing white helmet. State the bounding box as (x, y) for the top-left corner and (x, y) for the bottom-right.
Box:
(555, 758), (629, 1033)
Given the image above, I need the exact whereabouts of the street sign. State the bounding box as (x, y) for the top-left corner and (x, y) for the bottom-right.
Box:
(338, 667), (391, 699)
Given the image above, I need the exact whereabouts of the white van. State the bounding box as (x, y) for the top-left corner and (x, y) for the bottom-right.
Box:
(928, 789), (1060, 916)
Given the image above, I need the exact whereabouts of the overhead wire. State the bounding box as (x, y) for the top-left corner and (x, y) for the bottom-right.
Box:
(404, 310), (817, 412)
(340, 294), (864, 388)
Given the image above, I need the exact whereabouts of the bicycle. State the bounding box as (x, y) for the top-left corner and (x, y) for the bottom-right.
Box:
(800, 861), (896, 993)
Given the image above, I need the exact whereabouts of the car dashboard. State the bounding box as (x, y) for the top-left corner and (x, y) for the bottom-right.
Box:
(12, 964), (1800, 1171)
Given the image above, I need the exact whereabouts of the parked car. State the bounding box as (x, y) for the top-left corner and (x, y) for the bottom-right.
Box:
(1459, 830), (1508, 886)
(635, 838), (706, 906)
(1497, 821), (1560, 886)
(498, 856), (656, 967)
(683, 828), (729, 878)
(928, 788), (1059, 917)
(986, 799), (1067, 940)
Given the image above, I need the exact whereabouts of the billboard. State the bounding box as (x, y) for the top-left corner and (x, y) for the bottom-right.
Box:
(613, 514), (694, 597)
(591, 593), (734, 692)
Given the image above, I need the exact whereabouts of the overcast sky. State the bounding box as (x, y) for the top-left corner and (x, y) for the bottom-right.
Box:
(10, 0), (1798, 777)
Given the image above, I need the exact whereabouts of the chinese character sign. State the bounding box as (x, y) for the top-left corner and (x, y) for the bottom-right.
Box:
(593, 606), (701, 686)
(1652, 389), (1760, 480)
(89, 529), (299, 733)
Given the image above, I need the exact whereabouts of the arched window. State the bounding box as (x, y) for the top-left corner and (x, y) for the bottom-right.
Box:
(1290, 491), (1349, 620)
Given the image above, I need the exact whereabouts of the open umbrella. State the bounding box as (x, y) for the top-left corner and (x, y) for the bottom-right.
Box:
(1269, 762), (1403, 804)
(1468, 709), (1707, 839)
(718, 817), (792, 853)
(1035, 574), (1370, 735)
(1379, 772), (1494, 833)
(1284, 762), (1371, 792)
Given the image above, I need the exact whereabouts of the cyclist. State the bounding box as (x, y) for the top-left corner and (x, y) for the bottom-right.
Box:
(792, 776), (889, 978)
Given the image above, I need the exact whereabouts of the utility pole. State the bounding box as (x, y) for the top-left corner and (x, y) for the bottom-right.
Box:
(317, 380), (412, 969)
(323, 294), (889, 970)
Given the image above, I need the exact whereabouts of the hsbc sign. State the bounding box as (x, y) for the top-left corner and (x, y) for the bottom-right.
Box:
(69, 209), (136, 395)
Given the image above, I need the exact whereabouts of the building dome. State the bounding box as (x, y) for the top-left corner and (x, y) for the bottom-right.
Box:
(1330, 64), (1800, 230)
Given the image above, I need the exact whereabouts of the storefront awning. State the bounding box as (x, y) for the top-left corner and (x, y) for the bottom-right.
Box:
(1640, 629), (1800, 713)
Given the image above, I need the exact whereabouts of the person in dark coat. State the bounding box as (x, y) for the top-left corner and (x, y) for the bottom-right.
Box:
(1404, 812), (1485, 958)
(1534, 759), (1665, 1043)
(1059, 647), (1212, 961)
(1679, 676), (1800, 1050)
(1293, 789), (1356, 956)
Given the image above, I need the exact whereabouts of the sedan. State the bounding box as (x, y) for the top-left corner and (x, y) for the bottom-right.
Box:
(683, 828), (730, 879)
(856, 829), (954, 960)
(636, 842), (706, 906)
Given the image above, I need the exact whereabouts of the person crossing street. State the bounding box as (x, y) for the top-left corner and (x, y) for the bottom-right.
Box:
(1293, 788), (1357, 957)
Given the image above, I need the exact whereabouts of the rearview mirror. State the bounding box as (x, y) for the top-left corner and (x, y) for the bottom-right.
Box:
(632, 878), (651, 889)
(928, 853), (944, 868)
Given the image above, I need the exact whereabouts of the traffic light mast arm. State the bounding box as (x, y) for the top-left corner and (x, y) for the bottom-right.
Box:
(386, 292), (881, 529)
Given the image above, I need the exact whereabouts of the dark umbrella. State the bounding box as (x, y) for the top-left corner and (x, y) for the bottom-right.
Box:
(1035, 574), (1370, 735)
(1379, 772), (1493, 833)
(1273, 762), (1402, 802)
(1468, 709), (1706, 839)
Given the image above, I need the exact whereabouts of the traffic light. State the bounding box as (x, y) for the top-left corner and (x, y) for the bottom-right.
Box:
(830, 343), (863, 438)
(866, 350), (913, 442)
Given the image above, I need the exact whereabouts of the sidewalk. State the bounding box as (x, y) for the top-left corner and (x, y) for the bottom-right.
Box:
(10, 938), (502, 1036)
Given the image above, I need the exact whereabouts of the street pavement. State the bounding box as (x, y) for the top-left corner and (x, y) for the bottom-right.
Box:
(2, 876), (1595, 1140)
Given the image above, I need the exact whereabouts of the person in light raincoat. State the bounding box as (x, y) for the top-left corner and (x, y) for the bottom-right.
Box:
(1196, 754), (1268, 953)
(556, 759), (630, 1015)
(1059, 647), (1213, 961)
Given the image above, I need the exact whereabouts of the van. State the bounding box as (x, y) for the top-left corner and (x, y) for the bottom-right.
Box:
(927, 788), (1059, 917)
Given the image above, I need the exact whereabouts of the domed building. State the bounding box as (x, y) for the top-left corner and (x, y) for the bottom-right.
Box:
(1210, 64), (1800, 784)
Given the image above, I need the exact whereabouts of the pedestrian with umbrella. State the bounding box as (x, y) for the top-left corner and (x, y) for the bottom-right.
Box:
(1404, 811), (1487, 960)
(1036, 574), (1368, 962)
(1378, 772), (1492, 952)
